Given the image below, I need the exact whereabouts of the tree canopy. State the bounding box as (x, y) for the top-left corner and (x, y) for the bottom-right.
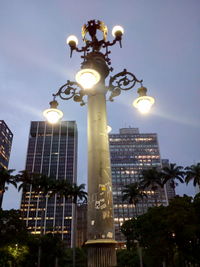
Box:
(121, 195), (200, 266)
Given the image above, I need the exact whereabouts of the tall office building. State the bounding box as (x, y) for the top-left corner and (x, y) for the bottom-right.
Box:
(20, 121), (77, 247)
(109, 128), (174, 243)
(0, 120), (13, 169)
(0, 120), (13, 207)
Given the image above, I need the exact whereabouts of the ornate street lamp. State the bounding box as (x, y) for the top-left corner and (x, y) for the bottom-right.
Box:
(44, 19), (154, 267)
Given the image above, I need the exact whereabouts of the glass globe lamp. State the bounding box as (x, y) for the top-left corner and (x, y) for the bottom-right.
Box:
(133, 96), (155, 114)
(75, 68), (100, 89)
(43, 100), (63, 124)
(66, 35), (78, 48)
(112, 25), (124, 38)
(133, 86), (155, 114)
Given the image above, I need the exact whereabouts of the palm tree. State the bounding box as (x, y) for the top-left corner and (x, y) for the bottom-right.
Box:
(122, 182), (147, 216)
(185, 163), (200, 187)
(34, 174), (56, 236)
(161, 163), (185, 205)
(17, 170), (53, 193)
(17, 171), (55, 233)
(70, 183), (87, 267)
(139, 168), (162, 206)
(71, 183), (87, 204)
(17, 171), (59, 266)
(50, 179), (72, 199)
(33, 173), (54, 195)
(0, 167), (16, 208)
(16, 170), (35, 192)
(16, 170), (35, 218)
(161, 163), (185, 189)
(48, 181), (87, 267)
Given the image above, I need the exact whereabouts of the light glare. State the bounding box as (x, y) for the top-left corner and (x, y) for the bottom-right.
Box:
(137, 99), (152, 114)
(112, 25), (124, 37)
(66, 35), (78, 46)
(76, 69), (100, 89)
(43, 108), (63, 124)
(133, 96), (155, 114)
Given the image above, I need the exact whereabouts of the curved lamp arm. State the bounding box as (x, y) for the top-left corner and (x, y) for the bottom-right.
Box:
(53, 80), (86, 106)
(108, 69), (143, 101)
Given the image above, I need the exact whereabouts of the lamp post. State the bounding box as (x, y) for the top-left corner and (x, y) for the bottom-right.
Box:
(43, 19), (155, 267)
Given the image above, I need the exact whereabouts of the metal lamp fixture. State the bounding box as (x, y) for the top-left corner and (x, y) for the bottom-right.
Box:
(133, 86), (155, 114)
(43, 19), (156, 267)
(43, 99), (63, 124)
(75, 68), (100, 89)
(43, 20), (154, 114)
(112, 25), (124, 37)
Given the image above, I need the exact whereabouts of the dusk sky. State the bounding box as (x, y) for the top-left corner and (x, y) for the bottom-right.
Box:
(1, 0), (200, 210)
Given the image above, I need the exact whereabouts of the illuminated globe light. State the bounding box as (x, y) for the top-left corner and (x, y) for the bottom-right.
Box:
(66, 35), (78, 47)
(112, 25), (124, 38)
(107, 125), (112, 133)
(75, 69), (100, 89)
(43, 107), (63, 124)
(133, 96), (155, 114)
(43, 100), (63, 124)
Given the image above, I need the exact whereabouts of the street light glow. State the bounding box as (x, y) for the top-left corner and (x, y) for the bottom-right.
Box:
(112, 25), (124, 37)
(66, 35), (78, 47)
(43, 108), (63, 124)
(133, 96), (155, 114)
(75, 68), (100, 89)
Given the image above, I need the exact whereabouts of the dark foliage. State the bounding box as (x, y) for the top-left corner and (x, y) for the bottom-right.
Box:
(121, 195), (200, 267)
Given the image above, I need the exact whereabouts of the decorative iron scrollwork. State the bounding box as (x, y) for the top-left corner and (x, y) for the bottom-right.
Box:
(53, 81), (86, 106)
(108, 69), (143, 101)
(68, 20), (123, 69)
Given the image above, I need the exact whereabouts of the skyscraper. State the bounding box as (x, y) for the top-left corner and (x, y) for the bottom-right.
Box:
(0, 120), (13, 169)
(0, 120), (13, 207)
(20, 121), (77, 247)
(109, 128), (173, 243)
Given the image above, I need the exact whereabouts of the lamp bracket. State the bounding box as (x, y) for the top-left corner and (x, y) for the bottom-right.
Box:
(53, 81), (86, 106)
(70, 20), (122, 69)
(108, 69), (143, 101)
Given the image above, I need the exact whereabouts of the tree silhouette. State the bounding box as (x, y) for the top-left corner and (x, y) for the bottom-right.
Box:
(122, 182), (146, 216)
(0, 167), (16, 208)
(185, 162), (200, 187)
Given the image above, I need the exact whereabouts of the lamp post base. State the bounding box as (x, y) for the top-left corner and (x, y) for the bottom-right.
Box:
(86, 240), (117, 267)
